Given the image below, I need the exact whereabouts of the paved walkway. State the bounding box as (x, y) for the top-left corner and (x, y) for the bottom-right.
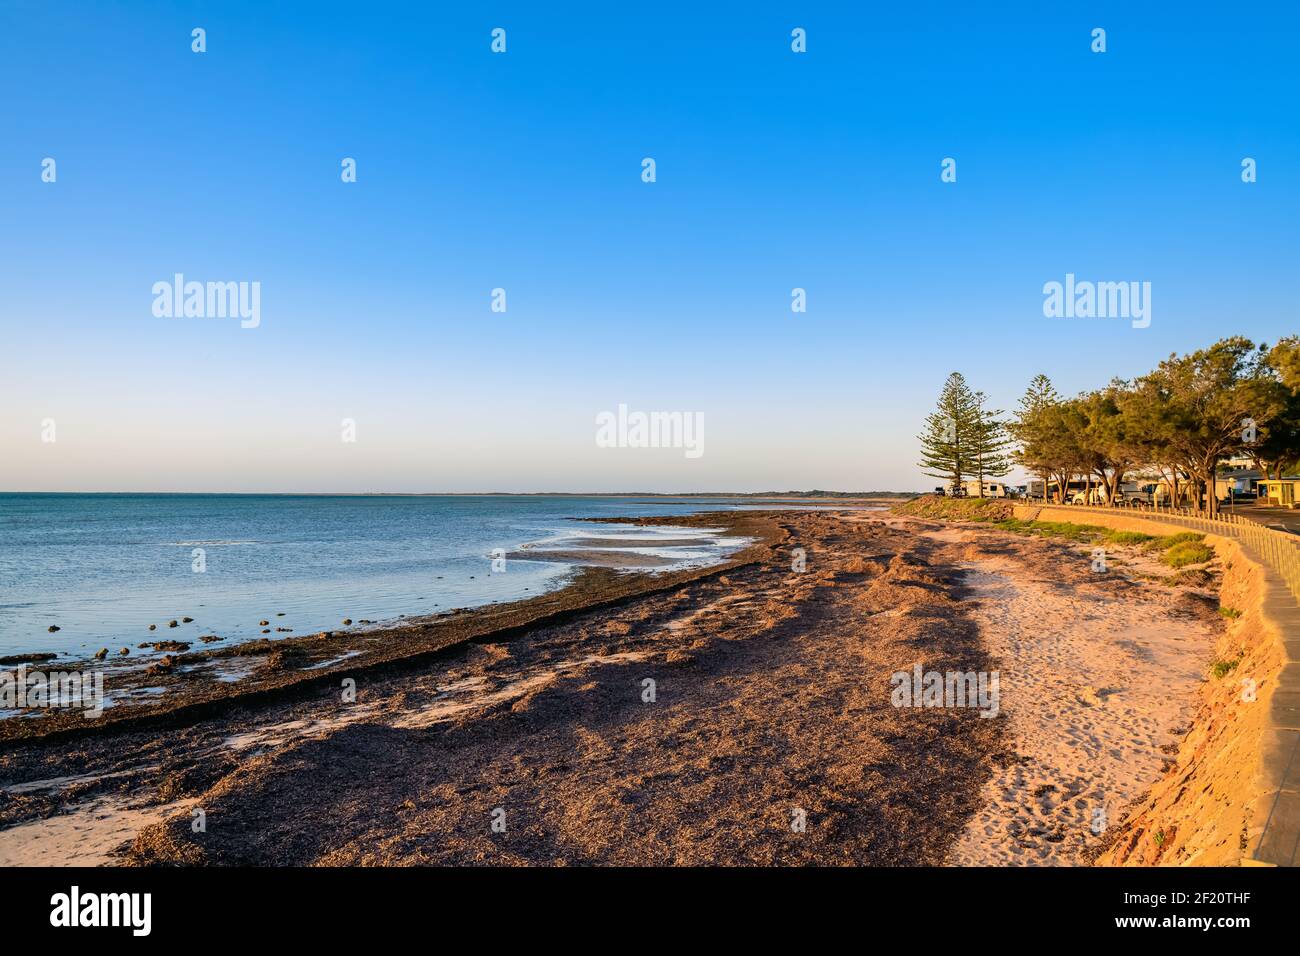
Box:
(1230, 505), (1300, 536)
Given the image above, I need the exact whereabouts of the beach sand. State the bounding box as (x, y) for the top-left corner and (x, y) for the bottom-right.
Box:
(0, 509), (1218, 866)
(907, 521), (1216, 864)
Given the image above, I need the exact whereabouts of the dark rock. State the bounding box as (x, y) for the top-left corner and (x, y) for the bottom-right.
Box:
(47, 625), (61, 633)
(141, 640), (190, 652)
(146, 655), (175, 676)
(260, 647), (307, 672)
(0, 652), (58, 666)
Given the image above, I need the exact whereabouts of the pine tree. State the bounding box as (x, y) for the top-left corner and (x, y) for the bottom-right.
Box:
(918, 372), (979, 493)
(1010, 374), (1061, 501)
(970, 391), (1011, 496)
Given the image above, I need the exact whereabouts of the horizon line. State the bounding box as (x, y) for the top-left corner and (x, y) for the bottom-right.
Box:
(0, 489), (922, 498)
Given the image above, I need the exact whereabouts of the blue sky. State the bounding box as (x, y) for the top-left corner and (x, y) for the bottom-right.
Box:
(2, 1), (1297, 492)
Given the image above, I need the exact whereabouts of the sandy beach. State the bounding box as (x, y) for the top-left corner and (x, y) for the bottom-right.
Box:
(0, 508), (1221, 866)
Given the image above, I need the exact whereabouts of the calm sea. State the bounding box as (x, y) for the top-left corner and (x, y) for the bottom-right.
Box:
(0, 494), (780, 660)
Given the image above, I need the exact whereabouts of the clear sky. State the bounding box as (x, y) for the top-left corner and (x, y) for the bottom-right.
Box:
(2, 2), (1297, 493)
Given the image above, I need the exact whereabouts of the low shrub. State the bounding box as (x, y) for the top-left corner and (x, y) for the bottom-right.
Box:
(990, 518), (1106, 542)
(1162, 540), (1215, 568)
(1105, 530), (1155, 546)
(1143, 531), (1203, 552)
(892, 495), (1016, 521)
(1210, 656), (1242, 679)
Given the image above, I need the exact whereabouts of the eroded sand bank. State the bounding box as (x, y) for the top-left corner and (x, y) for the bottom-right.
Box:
(922, 525), (1215, 864)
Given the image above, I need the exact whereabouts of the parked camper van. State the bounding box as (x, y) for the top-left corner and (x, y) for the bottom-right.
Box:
(1068, 486), (1110, 506)
(962, 480), (1009, 498)
(1119, 482), (1156, 505)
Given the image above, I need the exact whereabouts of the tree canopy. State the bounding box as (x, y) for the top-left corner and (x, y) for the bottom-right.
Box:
(923, 337), (1300, 514)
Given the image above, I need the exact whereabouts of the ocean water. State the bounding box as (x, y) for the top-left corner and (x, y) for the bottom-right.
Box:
(0, 494), (769, 661)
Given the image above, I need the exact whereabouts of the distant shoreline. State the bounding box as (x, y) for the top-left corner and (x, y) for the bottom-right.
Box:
(0, 491), (921, 499)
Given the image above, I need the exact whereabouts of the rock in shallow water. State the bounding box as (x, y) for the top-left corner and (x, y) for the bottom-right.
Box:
(0, 652), (57, 666)
(140, 640), (190, 652)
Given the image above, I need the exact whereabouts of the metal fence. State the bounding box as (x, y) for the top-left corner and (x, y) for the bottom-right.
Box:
(1045, 502), (1300, 605)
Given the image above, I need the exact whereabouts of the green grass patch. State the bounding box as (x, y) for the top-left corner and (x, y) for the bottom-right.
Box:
(1142, 531), (1203, 552)
(1162, 540), (1215, 568)
(1210, 656), (1242, 679)
(989, 521), (1179, 548)
(1104, 530), (1155, 546)
(989, 518), (1108, 542)
(1218, 606), (1242, 620)
(896, 497), (1219, 577)
(892, 495), (1016, 521)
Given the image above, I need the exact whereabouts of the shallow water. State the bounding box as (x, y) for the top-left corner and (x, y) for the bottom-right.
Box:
(0, 494), (828, 661)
